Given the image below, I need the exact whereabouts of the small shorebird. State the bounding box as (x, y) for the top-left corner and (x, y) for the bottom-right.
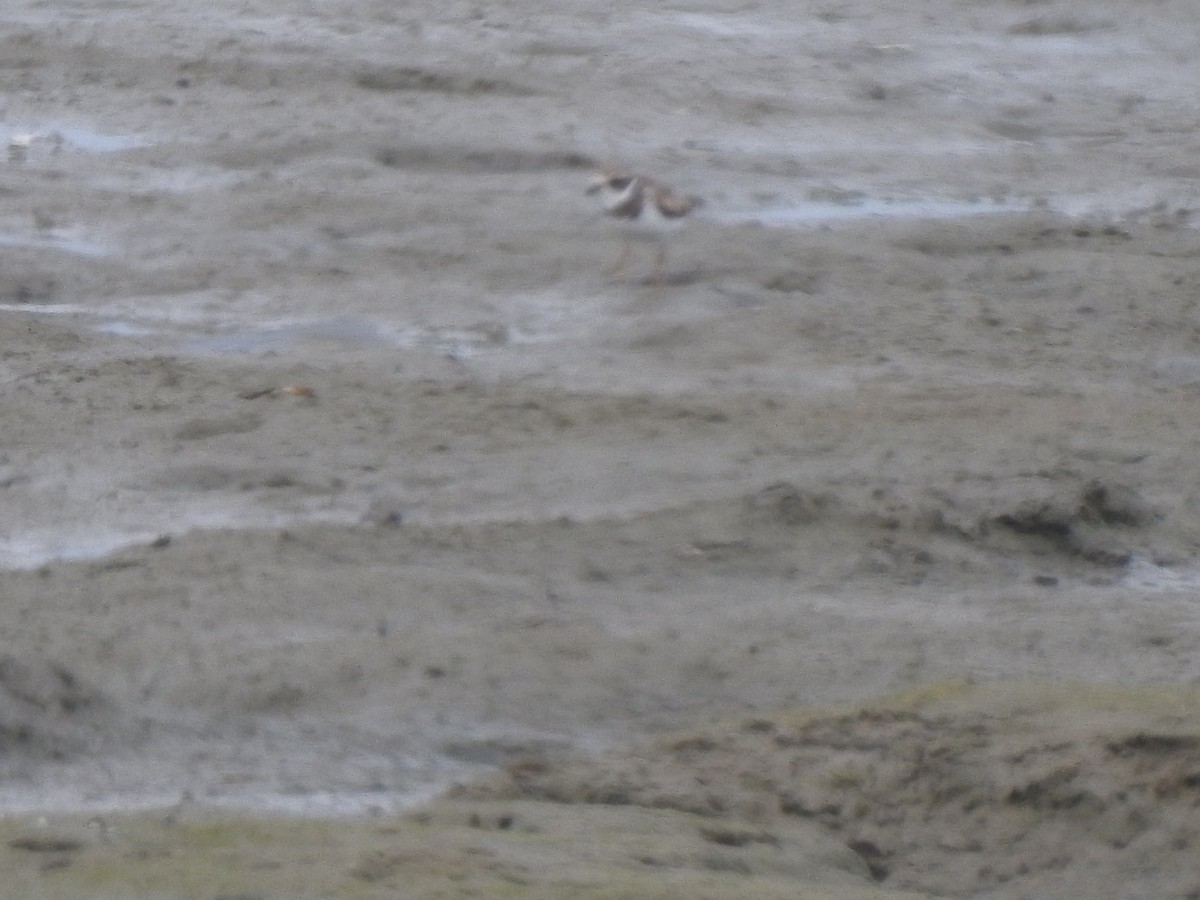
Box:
(586, 169), (702, 284)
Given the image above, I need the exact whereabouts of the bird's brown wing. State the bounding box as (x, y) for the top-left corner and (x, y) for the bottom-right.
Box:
(654, 188), (700, 219)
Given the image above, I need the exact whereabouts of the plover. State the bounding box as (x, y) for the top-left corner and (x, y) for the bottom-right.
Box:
(586, 169), (702, 284)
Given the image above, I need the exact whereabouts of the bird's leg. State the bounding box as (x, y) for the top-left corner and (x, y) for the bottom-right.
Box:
(650, 242), (668, 286)
(608, 238), (632, 277)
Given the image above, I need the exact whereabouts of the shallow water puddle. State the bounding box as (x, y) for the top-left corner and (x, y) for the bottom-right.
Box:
(179, 316), (506, 358)
(721, 190), (1198, 231)
(2, 122), (148, 161)
(92, 320), (158, 337)
(181, 316), (390, 354)
(1119, 556), (1200, 595)
(667, 11), (802, 39)
(0, 228), (112, 257)
(2, 298), (534, 361)
(0, 502), (365, 571)
(0, 529), (161, 571)
(720, 194), (1027, 227)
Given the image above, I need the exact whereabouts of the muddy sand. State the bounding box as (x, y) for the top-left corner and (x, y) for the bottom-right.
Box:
(2, 0), (1200, 897)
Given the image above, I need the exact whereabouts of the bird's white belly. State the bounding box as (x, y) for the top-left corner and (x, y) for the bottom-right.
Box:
(616, 206), (684, 241)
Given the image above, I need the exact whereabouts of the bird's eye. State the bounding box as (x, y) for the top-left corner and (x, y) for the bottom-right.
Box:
(610, 177), (632, 189)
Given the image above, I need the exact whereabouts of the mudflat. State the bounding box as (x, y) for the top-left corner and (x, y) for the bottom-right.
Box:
(2, 0), (1200, 897)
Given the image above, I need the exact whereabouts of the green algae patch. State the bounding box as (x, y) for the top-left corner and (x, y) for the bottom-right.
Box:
(5, 683), (1200, 899)
(878, 679), (1200, 724)
(1, 814), (369, 900)
(463, 682), (1200, 897)
(0, 801), (928, 900)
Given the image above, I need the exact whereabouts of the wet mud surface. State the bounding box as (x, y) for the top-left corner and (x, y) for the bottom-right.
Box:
(3, 0), (1200, 896)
